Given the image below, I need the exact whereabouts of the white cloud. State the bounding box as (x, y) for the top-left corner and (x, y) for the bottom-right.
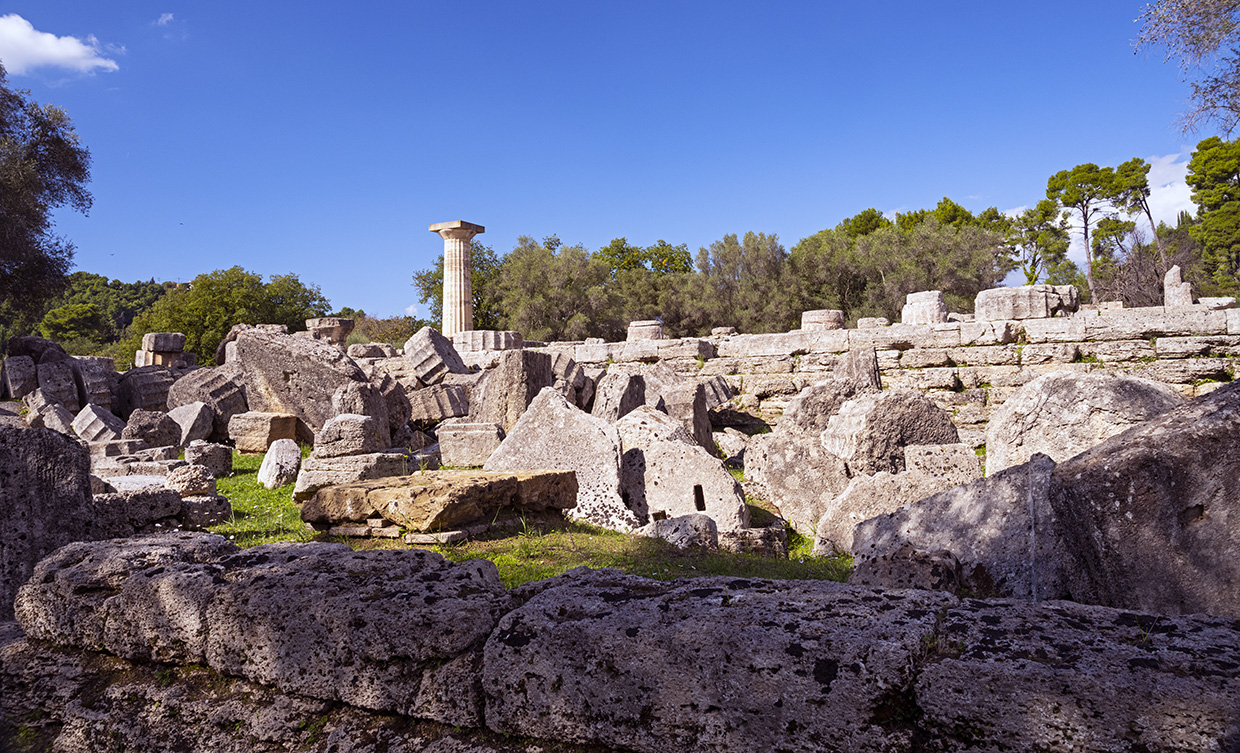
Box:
(0, 14), (118, 75)
(1146, 151), (1196, 227)
(404, 303), (420, 317)
(155, 13), (174, 26)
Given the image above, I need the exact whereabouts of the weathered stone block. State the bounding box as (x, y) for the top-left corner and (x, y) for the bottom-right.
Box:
(36, 359), (79, 413)
(408, 383), (469, 424)
(121, 409), (182, 449)
(403, 327), (468, 385)
(974, 284), (1078, 321)
(256, 438), (302, 489)
(800, 309), (845, 330)
(626, 319), (663, 341)
(311, 413), (385, 459)
(346, 342), (397, 359)
(165, 401), (213, 446)
(166, 365), (247, 443)
(901, 290), (949, 325)
(115, 366), (174, 419)
(227, 411), (297, 454)
(452, 330), (523, 352)
(72, 404), (127, 443)
(437, 421), (505, 467)
(141, 332), (186, 352)
(468, 350), (553, 433)
(292, 449), (433, 501)
(820, 388), (959, 476)
(184, 440), (232, 479)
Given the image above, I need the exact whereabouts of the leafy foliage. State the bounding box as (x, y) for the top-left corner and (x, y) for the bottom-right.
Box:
(1137, 0), (1240, 133)
(1187, 135), (1240, 290)
(0, 64), (92, 342)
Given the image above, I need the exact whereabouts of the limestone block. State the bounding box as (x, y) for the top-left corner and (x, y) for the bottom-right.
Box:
(656, 337), (716, 359)
(716, 331), (815, 358)
(166, 365), (247, 443)
(437, 421), (505, 467)
(899, 348), (951, 368)
(304, 316), (354, 345)
(1079, 339), (1156, 362)
(311, 413), (384, 459)
(2, 355), (37, 400)
(1199, 296), (1236, 309)
(590, 371), (645, 422)
(90, 438), (150, 458)
(36, 359), (79, 413)
(70, 357), (116, 413)
(626, 319), (664, 341)
(140, 332), (185, 352)
(1128, 357), (1233, 384)
(852, 322), (962, 350)
(180, 495), (232, 529)
(900, 290), (949, 325)
(29, 402), (75, 435)
(820, 389), (959, 476)
(852, 455), (1064, 599)
(699, 374), (735, 410)
(468, 349), (553, 433)
(486, 388), (637, 531)
(945, 344), (1018, 367)
(1050, 382), (1240, 618)
(1084, 306), (1227, 340)
(1164, 264), (1194, 306)
(615, 406), (748, 531)
(800, 309), (845, 330)
(573, 341), (623, 364)
(166, 401), (213, 446)
(1155, 334), (1240, 358)
(452, 330), (523, 352)
(227, 411), (298, 454)
(403, 326), (468, 385)
(856, 317), (889, 328)
(165, 464), (217, 497)
(483, 571), (954, 753)
(292, 449), (433, 502)
(958, 319), (1017, 346)
(635, 513), (719, 550)
(711, 325), (738, 336)
(256, 438), (301, 489)
(115, 366), (174, 419)
(1020, 317), (1086, 343)
(72, 404), (127, 443)
(973, 284), (1078, 321)
(122, 409), (182, 449)
(616, 340), (659, 362)
(985, 371), (1184, 475)
(408, 384), (469, 425)
(1019, 342), (1079, 364)
(0, 426), (93, 620)
(712, 427), (748, 465)
(184, 440), (232, 479)
(906, 367), (960, 391)
(346, 342), (397, 359)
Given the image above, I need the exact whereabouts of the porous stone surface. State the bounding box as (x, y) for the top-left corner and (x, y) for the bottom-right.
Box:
(72, 403), (127, 443)
(851, 454), (1066, 599)
(293, 449), (436, 502)
(228, 411), (298, 453)
(625, 319), (663, 340)
(185, 440), (232, 479)
(986, 370), (1186, 475)
(814, 443), (981, 555)
(36, 358), (80, 413)
(28, 402), (75, 435)
(179, 495), (232, 529)
(615, 406), (748, 531)
(2, 355), (37, 400)
(635, 513), (719, 550)
(6, 335), (69, 363)
(15, 535), (515, 725)
(165, 463), (217, 497)
(404, 327), (469, 385)
(1050, 382), (1240, 618)
(348, 341), (398, 359)
(801, 309), (845, 330)
(437, 420), (505, 467)
(90, 487), (184, 538)
(469, 350), (554, 433)
(973, 284), (1079, 321)
(486, 388), (638, 531)
(409, 383), (470, 425)
(257, 437), (301, 489)
(122, 408), (184, 448)
(115, 365), (175, 419)
(303, 470), (577, 531)
(0, 427), (94, 620)
(589, 371), (645, 422)
(166, 400), (214, 446)
(166, 364), (249, 442)
(311, 413), (385, 458)
(234, 329), (387, 436)
(1165, 264), (1195, 306)
(820, 388), (960, 476)
(900, 290), (948, 325)
(483, 571), (955, 752)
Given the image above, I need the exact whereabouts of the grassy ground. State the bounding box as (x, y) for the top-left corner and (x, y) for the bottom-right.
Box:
(209, 450), (852, 588)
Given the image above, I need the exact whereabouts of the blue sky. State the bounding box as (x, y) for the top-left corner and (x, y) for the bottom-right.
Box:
(0, 2), (1212, 318)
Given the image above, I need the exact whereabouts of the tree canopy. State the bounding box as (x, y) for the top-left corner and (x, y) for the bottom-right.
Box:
(1137, 0), (1240, 133)
(0, 64), (93, 342)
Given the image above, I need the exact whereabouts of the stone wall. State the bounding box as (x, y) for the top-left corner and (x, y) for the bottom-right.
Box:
(537, 303), (1240, 449)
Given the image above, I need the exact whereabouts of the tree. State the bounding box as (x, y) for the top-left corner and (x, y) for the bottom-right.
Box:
(124, 267), (330, 364)
(695, 232), (799, 333)
(1186, 135), (1240, 288)
(1137, 0), (1240, 133)
(835, 208), (892, 239)
(38, 271), (169, 341)
(596, 237), (692, 276)
(1047, 163), (1119, 302)
(0, 64), (93, 341)
(37, 303), (110, 343)
(1008, 199), (1073, 284)
(1114, 157), (1167, 265)
(411, 239), (503, 330)
(493, 236), (620, 341)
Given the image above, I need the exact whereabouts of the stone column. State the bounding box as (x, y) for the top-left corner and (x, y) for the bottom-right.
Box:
(429, 220), (485, 337)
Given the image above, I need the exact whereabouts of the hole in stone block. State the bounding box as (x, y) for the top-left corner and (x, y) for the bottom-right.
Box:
(694, 484), (706, 512)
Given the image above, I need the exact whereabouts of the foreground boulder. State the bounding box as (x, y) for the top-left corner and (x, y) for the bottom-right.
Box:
(1050, 381), (1240, 618)
(985, 370), (1185, 474)
(486, 388), (638, 531)
(0, 427), (94, 620)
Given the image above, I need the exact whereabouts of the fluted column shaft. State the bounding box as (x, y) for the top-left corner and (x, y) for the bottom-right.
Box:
(429, 221), (485, 338)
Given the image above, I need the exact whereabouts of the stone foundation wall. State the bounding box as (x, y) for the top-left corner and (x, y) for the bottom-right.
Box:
(538, 304), (1240, 449)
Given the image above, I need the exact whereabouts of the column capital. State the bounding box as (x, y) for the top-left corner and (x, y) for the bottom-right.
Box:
(429, 220), (485, 240)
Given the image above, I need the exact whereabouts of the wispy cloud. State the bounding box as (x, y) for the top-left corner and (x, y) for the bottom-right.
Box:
(155, 13), (174, 27)
(405, 303), (420, 317)
(0, 14), (119, 75)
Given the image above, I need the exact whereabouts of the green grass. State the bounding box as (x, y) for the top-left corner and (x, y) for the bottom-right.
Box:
(209, 449), (852, 588)
(210, 450), (315, 547)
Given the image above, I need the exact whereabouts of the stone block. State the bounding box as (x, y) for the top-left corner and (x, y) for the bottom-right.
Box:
(227, 412), (298, 454)
(468, 349), (553, 433)
(116, 366), (174, 419)
(1020, 317), (1086, 343)
(573, 341), (622, 364)
(89, 438), (150, 458)
(166, 365), (248, 443)
(452, 330), (523, 352)
(29, 402), (75, 435)
(654, 337), (715, 359)
(626, 319), (664, 341)
(166, 401), (213, 446)
(292, 449), (432, 501)
(437, 421), (505, 467)
(408, 383), (469, 424)
(304, 317), (354, 345)
(974, 284), (1078, 321)
(311, 413), (385, 459)
(36, 359), (79, 413)
(1155, 335), (1240, 358)
(901, 290), (948, 325)
(1128, 357), (1234, 384)
(403, 326), (468, 385)
(856, 317), (889, 328)
(71, 357), (116, 413)
(184, 440), (232, 478)
(3, 355), (37, 400)
(1079, 339), (1156, 362)
(590, 370), (646, 422)
(801, 309), (845, 330)
(635, 514), (719, 550)
(1019, 342), (1079, 364)
(820, 388), (960, 476)
(898, 348), (951, 368)
(72, 404), (127, 443)
(121, 409), (182, 449)
(141, 332), (186, 352)
(1164, 264), (1194, 306)
(180, 495), (232, 529)
(346, 342), (398, 359)
(256, 438), (301, 489)
(165, 464), (216, 497)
